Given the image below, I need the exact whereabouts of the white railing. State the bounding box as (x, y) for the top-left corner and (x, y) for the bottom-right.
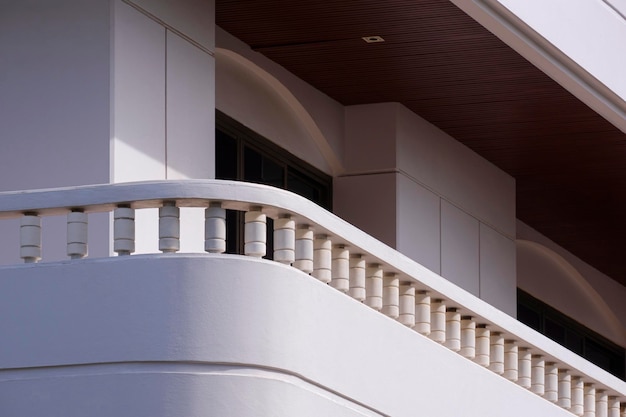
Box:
(1, 179), (625, 416)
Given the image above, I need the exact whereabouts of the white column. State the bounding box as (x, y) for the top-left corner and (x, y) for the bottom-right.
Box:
(503, 340), (518, 381)
(365, 264), (383, 311)
(114, 206), (135, 256)
(531, 355), (545, 395)
(545, 362), (558, 402)
(204, 202), (225, 253)
(444, 308), (461, 352)
(330, 244), (350, 292)
(312, 234), (332, 283)
(273, 214), (295, 264)
(584, 384), (596, 417)
(244, 207), (266, 258)
(348, 254), (366, 301)
(20, 213), (42, 263)
(159, 201), (180, 253)
(572, 377), (585, 416)
(475, 324), (490, 367)
(518, 348), (532, 389)
(460, 316), (476, 359)
(489, 332), (504, 375)
(399, 283), (416, 327)
(415, 291), (431, 335)
(67, 210), (88, 259)
(294, 224), (314, 273)
(430, 299), (446, 343)
(382, 273), (399, 319)
(558, 369), (572, 409)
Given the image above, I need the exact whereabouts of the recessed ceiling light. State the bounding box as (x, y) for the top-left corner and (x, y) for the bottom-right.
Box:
(362, 36), (385, 43)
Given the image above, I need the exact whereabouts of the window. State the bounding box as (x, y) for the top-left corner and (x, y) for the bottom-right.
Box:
(215, 111), (332, 255)
(518, 289), (625, 379)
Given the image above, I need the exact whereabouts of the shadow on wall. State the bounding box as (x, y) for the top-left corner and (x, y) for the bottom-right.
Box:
(516, 239), (626, 346)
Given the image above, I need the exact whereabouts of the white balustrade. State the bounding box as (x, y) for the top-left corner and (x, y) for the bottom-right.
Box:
(382, 273), (399, 319)
(312, 234), (332, 283)
(519, 348), (532, 389)
(415, 291), (431, 336)
(244, 207), (266, 258)
(531, 355), (546, 395)
(2, 180), (625, 414)
(504, 340), (518, 382)
(20, 213), (41, 263)
(159, 202), (180, 253)
(365, 264), (383, 311)
(572, 377), (585, 416)
(545, 362), (559, 402)
(398, 283), (415, 327)
(475, 324), (490, 367)
(559, 370), (572, 409)
(330, 244), (349, 292)
(204, 202), (226, 253)
(585, 384), (596, 417)
(67, 210), (88, 259)
(430, 299), (446, 343)
(294, 224), (314, 273)
(489, 332), (505, 375)
(274, 214), (296, 264)
(460, 316), (476, 359)
(348, 254), (366, 301)
(444, 308), (461, 352)
(114, 206), (135, 256)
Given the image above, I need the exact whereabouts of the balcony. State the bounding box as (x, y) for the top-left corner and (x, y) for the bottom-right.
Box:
(0, 180), (624, 417)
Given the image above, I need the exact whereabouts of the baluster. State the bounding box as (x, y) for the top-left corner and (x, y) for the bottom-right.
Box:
(597, 391), (608, 417)
(312, 234), (332, 283)
(204, 202), (226, 253)
(274, 214), (295, 264)
(489, 332), (504, 374)
(382, 273), (399, 319)
(114, 205), (135, 256)
(159, 201), (180, 253)
(584, 384), (596, 417)
(415, 291), (431, 335)
(430, 299), (446, 343)
(558, 369), (572, 409)
(444, 308), (461, 351)
(503, 340), (519, 381)
(365, 264), (383, 311)
(294, 225), (314, 273)
(572, 377), (585, 416)
(531, 355), (545, 395)
(330, 244), (349, 292)
(460, 316), (476, 359)
(519, 348), (532, 388)
(545, 362), (558, 402)
(67, 209), (88, 259)
(348, 254), (366, 301)
(607, 397), (619, 417)
(21, 213), (41, 263)
(244, 207), (266, 258)
(399, 283), (415, 327)
(475, 324), (490, 367)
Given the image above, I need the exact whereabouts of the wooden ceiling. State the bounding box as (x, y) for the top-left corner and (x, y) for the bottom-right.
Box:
(216, 0), (626, 287)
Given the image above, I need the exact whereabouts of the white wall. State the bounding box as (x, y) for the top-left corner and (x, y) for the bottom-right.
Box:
(335, 103), (517, 316)
(0, 0), (113, 262)
(517, 221), (626, 347)
(112, 0), (214, 253)
(0, 254), (576, 417)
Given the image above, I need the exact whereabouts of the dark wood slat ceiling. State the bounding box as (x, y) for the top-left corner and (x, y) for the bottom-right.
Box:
(217, 0), (626, 287)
